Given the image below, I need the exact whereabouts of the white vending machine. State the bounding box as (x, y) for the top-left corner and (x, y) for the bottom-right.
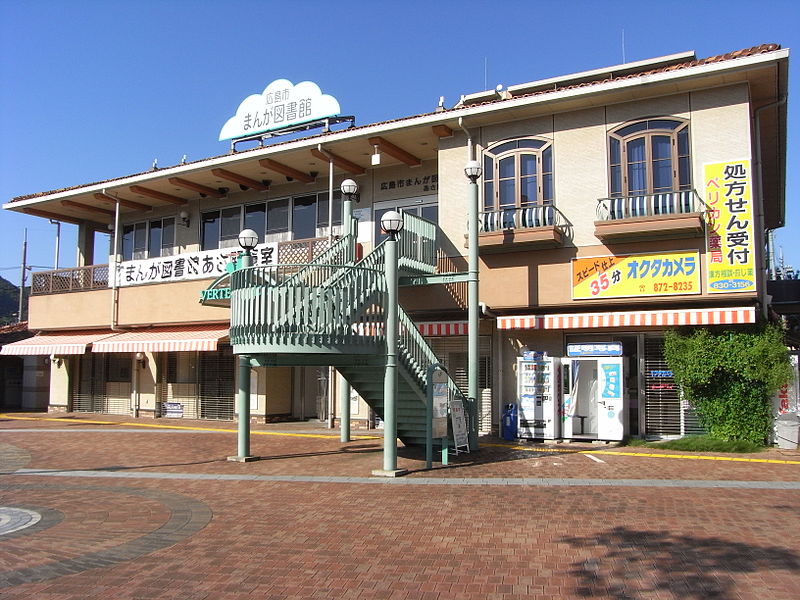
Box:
(561, 343), (627, 441)
(517, 352), (561, 440)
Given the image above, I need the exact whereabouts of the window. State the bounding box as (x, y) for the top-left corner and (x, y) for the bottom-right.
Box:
(483, 138), (553, 211)
(201, 193), (344, 251)
(374, 198), (438, 244)
(609, 118), (690, 197)
(121, 217), (176, 260)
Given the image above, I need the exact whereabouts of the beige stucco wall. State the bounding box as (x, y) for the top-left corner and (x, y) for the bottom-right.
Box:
(48, 356), (71, 409)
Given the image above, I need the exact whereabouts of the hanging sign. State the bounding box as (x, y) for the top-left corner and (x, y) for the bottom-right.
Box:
(572, 250), (700, 300)
(111, 243), (277, 288)
(704, 160), (756, 293)
(219, 79), (341, 141)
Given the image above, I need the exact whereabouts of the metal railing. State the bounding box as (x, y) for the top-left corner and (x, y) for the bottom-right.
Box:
(596, 189), (704, 221)
(30, 264), (109, 296)
(397, 212), (437, 273)
(479, 204), (565, 233)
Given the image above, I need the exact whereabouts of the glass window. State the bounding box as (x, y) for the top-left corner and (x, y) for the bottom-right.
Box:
(482, 137), (554, 213)
(292, 195), (316, 240)
(316, 191), (342, 228)
(244, 203), (266, 243)
(267, 199), (289, 234)
(609, 118), (690, 197)
(201, 211), (221, 251)
(161, 218), (175, 256)
(148, 219), (162, 258)
(220, 206), (242, 246)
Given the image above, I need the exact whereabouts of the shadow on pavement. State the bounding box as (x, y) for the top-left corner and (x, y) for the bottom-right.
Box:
(564, 526), (800, 599)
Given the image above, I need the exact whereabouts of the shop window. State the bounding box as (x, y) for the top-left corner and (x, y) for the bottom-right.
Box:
(609, 118), (691, 197)
(121, 217), (176, 260)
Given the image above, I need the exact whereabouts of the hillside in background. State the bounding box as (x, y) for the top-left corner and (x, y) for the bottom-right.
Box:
(0, 276), (24, 323)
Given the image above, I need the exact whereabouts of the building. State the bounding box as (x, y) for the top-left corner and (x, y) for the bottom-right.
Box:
(1, 43), (789, 442)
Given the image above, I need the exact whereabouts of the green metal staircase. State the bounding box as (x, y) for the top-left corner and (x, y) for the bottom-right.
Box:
(229, 213), (471, 447)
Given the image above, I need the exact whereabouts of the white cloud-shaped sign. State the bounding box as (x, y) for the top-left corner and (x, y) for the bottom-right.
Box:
(219, 79), (341, 141)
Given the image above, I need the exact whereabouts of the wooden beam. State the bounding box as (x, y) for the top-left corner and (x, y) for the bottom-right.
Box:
(128, 185), (187, 205)
(432, 124), (453, 138)
(61, 199), (115, 217)
(310, 148), (366, 175)
(367, 136), (421, 167)
(21, 207), (84, 226)
(93, 192), (152, 212)
(210, 168), (270, 191)
(258, 159), (315, 184)
(168, 177), (225, 198)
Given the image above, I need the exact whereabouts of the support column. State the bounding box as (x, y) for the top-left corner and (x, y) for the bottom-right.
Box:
(467, 173), (480, 451)
(339, 373), (351, 443)
(76, 222), (95, 267)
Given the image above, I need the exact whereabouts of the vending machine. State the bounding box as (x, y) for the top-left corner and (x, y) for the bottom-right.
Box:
(516, 352), (561, 440)
(561, 343), (627, 441)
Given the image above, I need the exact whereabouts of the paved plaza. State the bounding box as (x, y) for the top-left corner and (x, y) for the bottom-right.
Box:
(1, 412), (799, 599)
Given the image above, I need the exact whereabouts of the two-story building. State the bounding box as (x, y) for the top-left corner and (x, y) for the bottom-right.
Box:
(2, 43), (789, 442)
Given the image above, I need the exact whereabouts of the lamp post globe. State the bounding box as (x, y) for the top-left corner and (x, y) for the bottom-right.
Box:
(340, 179), (358, 197)
(464, 160), (482, 182)
(237, 228), (259, 251)
(380, 210), (404, 237)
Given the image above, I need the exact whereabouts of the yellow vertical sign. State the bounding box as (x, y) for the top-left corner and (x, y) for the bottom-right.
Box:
(704, 160), (756, 293)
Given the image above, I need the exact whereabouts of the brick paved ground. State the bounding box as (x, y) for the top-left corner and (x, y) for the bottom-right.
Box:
(1, 412), (799, 599)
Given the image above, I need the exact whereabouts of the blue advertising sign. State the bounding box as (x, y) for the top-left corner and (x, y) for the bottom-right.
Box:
(566, 343), (623, 357)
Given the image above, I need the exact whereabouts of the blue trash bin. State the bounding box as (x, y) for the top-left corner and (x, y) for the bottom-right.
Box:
(501, 403), (518, 440)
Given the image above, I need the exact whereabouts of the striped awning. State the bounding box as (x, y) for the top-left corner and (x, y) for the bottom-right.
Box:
(0, 330), (117, 356)
(91, 325), (229, 353)
(497, 306), (757, 330)
(417, 321), (469, 336)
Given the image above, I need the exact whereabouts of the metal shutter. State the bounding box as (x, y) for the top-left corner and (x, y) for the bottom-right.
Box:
(643, 337), (704, 438)
(72, 353), (130, 415)
(199, 345), (235, 420)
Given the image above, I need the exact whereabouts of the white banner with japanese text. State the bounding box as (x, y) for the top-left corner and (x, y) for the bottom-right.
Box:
(110, 243), (278, 288)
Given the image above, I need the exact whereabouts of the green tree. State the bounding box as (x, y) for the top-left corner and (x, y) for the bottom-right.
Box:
(663, 325), (791, 444)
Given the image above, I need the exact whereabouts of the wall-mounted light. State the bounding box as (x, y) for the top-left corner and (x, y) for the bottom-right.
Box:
(179, 210), (190, 227)
(135, 352), (148, 368)
(371, 144), (381, 166)
(49, 353), (62, 367)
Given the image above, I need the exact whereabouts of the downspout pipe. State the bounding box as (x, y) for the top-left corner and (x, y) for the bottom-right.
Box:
(753, 95), (787, 315)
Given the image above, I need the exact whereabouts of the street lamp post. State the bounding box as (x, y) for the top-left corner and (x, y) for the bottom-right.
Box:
(464, 160), (482, 451)
(373, 210), (407, 477)
(338, 179), (359, 442)
(229, 228), (259, 463)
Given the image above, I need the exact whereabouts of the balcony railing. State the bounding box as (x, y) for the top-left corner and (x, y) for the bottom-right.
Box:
(594, 190), (706, 242)
(31, 264), (109, 296)
(30, 237), (334, 297)
(479, 204), (565, 232)
(596, 190), (704, 221)
(477, 204), (566, 251)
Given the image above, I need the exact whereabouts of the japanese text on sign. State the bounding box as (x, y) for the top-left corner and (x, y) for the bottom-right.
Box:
(111, 243), (277, 288)
(704, 160), (756, 293)
(572, 251), (700, 300)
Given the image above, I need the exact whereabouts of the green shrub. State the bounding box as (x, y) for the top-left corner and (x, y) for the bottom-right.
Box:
(663, 324), (791, 444)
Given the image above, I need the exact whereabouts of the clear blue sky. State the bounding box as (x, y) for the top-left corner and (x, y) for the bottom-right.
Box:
(1, 0), (798, 285)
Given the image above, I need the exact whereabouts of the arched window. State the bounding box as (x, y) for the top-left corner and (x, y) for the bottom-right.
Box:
(483, 138), (553, 211)
(609, 118), (690, 198)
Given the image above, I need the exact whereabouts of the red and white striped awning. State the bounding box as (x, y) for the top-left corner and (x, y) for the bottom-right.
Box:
(497, 306), (757, 330)
(0, 330), (117, 356)
(417, 321), (469, 336)
(91, 325), (229, 353)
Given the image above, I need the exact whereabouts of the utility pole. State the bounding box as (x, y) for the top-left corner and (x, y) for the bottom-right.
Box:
(18, 228), (27, 323)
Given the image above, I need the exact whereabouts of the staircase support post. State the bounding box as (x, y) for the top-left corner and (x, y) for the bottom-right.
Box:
(339, 373), (351, 442)
(467, 168), (481, 452)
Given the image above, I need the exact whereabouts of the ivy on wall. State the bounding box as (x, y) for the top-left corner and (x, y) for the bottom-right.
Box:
(663, 324), (791, 444)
